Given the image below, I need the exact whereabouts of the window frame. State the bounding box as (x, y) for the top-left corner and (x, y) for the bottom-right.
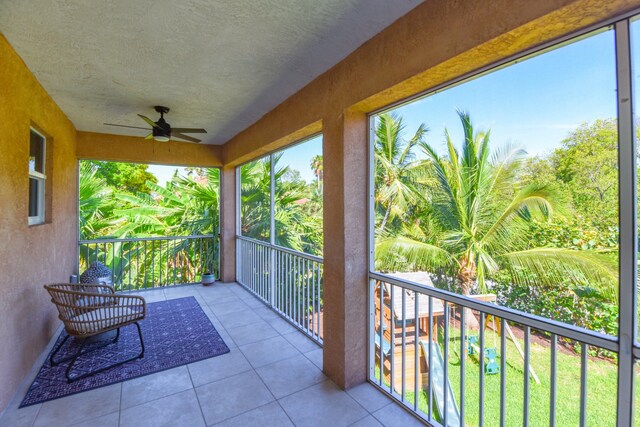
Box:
(28, 127), (46, 226)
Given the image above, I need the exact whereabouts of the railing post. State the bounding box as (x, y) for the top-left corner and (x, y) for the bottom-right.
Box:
(269, 153), (276, 306)
(615, 18), (637, 427)
(269, 248), (275, 307)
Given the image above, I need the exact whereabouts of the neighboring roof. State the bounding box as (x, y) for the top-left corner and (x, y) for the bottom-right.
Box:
(389, 271), (435, 287)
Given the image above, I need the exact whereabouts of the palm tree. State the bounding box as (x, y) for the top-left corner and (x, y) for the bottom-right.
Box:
(310, 155), (323, 190)
(240, 155), (315, 252)
(374, 113), (428, 234)
(240, 157), (274, 241)
(376, 111), (617, 301)
(79, 162), (114, 239)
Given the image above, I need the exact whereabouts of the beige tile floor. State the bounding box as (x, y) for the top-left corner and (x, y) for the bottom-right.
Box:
(0, 282), (425, 426)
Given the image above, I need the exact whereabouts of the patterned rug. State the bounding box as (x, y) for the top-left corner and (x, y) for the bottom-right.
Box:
(20, 296), (229, 407)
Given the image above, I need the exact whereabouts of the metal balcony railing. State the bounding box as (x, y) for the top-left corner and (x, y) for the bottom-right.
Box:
(237, 236), (323, 344)
(78, 235), (218, 291)
(369, 272), (618, 427)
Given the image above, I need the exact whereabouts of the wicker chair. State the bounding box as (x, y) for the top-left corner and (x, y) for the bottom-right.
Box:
(44, 283), (146, 383)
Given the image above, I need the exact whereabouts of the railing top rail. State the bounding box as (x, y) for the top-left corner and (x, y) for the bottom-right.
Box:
(237, 235), (324, 263)
(370, 271), (618, 352)
(79, 235), (216, 244)
(236, 235), (270, 246)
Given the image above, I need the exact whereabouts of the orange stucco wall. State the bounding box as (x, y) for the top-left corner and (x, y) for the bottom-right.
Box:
(0, 33), (78, 411)
(77, 131), (223, 167)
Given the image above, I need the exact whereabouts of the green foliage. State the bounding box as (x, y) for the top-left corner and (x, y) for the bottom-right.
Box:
(374, 112), (620, 335)
(376, 111), (616, 302)
(87, 160), (158, 195)
(79, 163), (222, 281)
(374, 113), (429, 235)
(79, 162), (114, 239)
(80, 161), (220, 239)
(525, 218), (618, 256)
(107, 169), (220, 238)
(310, 154), (323, 190)
(522, 119), (619, 229)
(492, 278), (618, 345)
(240, 155), (323, 256)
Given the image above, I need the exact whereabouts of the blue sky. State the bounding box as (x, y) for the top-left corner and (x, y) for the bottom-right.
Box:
(147, 163), (186, 186)
(277, 135), (322, 182)
(150, 23), (639, 187)
(383, 26), (618, 158)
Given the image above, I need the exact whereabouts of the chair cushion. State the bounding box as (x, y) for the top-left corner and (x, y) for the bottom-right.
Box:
(69, 305), (142, 334)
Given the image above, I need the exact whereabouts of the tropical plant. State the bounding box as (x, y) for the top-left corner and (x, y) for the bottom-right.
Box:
(240, 157), (274, 241)
(86, 160), (158, 195)
(310, 154), (323, 190)
(374, 113), (428, 234)
(240, 154), (322, 255)
(376, 111), (618, 301)
(106, 168), (220, 238)
(79, 162), (114, 239)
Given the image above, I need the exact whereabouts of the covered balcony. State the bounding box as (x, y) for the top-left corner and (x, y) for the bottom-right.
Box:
(1, 1), (640, 426)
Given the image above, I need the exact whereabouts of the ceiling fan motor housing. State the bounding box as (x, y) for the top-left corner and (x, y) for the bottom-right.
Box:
(153, 117), (171, 141)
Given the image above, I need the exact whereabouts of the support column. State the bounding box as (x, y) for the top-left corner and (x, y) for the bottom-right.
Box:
(322, 110), (369, 388)
(219, 165), (237, 282)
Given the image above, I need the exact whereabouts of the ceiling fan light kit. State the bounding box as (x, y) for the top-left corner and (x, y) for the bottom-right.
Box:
(104, 105), (207, 143)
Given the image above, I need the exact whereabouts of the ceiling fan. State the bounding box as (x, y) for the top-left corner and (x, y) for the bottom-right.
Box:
(104, 106), (207, 143)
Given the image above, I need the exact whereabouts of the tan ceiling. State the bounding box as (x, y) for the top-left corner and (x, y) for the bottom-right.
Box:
(0, 0), (422, 144)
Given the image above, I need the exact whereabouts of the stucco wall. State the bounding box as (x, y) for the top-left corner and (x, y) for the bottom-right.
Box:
(77, 131), (223, 167)
(0, 34), (78, 411)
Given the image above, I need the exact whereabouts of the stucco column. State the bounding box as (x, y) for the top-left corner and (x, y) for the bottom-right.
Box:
(219, 165), (236, 282)
(322, 110), (369, 388)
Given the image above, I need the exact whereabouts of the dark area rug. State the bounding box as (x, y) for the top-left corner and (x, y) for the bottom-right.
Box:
(21, 296), (229, 407)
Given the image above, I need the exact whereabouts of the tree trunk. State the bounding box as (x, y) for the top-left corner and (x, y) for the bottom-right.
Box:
(459, 255), (480, 330)
(379, 197), (394, 234)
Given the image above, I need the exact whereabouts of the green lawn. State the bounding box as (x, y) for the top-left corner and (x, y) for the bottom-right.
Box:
(375, 326), (620, 426)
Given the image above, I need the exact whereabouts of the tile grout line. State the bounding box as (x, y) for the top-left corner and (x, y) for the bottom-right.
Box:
(262, 371), (328, 400)
(28, 404), (43, 427)
(186, 362), (208, 426)
(226, 328), (283, 348)
(240, 346), (303, 371)
(347, 413), (375, 427)
(118, 379), (198, 414)
(370, 402), (397, 426)
(275, 399), (298, 426)
(206, 370), (279, 426)
(117, 382), (123, 427)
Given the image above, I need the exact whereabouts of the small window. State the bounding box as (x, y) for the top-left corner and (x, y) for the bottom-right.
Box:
(28, 128), (46, 225)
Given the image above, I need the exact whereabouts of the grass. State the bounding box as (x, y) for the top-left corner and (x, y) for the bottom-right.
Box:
(374, 325), (620, 426)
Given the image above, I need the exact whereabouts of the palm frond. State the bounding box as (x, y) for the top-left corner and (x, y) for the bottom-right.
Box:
(481, 183), (565, 249)
(375, 237), (456, 272)
(499, 248), (618, 301)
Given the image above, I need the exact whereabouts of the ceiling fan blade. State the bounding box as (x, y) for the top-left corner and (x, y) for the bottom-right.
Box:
(138, 114), (160, 129)
(145, 133), (154, 140)
(172, 132), (201, 143)
(104, 123), (150, 130)
(170, 127), (207, 134)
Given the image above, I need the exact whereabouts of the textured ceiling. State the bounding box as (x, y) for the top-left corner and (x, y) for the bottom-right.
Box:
(0, 0), (421, 144)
